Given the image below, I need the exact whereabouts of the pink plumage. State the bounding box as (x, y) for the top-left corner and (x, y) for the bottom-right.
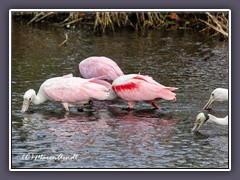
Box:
(112, 74), (177, 109)
(79, 56), (124, 82)
(43, 77), (110, 103)
(21, 74), (115, 112)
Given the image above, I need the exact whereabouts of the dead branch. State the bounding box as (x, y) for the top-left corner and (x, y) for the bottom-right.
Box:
(59, 33), (68, 46)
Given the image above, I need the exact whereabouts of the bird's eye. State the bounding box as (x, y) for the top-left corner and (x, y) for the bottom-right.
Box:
(29, 98), (32, 101)
(211, 93), (214, 96)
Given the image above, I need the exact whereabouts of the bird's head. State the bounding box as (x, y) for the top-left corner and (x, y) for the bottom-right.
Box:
(210, 88), (227, 101)
(191, 112), (209, 132)
(203, 88), (228, 110)
(21, 89), (36, 112)
(213, 88), (228, 101)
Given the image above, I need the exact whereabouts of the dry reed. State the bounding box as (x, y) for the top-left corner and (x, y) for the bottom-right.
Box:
(12, 11), (229, 39)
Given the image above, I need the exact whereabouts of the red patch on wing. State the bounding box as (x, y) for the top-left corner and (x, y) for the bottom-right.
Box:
(113, 82), (138, 92)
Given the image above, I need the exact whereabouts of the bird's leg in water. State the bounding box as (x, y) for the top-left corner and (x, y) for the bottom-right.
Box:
(77, 100), (93, 111)
(146, 99), (160, 109)
(150, 102), (159, 109)
(84, 100), (93, 108)
(62, 103), (69, 111)
(126, 102), (135, 110)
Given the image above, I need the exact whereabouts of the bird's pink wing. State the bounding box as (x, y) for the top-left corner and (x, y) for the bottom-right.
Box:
(133, 75), (177, 101)
(79, 81), (110, 100)
(112, 76), (147, 101)
(79, 57), (124, 81)
(113, 75), (177, 101)
(89, 78), (112, 89)
(42, 78), (109, 103)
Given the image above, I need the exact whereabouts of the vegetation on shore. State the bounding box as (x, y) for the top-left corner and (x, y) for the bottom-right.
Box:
(13, 11), (229, 40)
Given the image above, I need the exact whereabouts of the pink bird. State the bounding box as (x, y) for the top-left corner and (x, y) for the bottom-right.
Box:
(79, 56), (124, 82)
(21, 74), (117, 112)
(112, 74), (178, 109)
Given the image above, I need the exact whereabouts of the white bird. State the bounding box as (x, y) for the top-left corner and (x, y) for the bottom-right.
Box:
(191, 112), (228, 132)
(203, 88), (228, 110)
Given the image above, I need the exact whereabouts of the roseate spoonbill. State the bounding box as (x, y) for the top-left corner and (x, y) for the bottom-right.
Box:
(203, 88), (228, 110)
(112, 74), (177, 109)
(192, 112), (228, 132)
(79, 56), (124, 82)
(21, 74), (117, 112)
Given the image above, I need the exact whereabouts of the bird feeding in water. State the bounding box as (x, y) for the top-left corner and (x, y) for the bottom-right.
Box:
(21, 74), (117, 112)
(191, 112), (228, 132)
(203, 88), (228, 110)
(112, 74), (178, 109)
(79, 56), (124, 83)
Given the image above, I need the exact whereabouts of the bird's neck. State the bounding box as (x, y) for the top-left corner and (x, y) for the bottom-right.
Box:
(208, 114), (228, 125)
(32, 90), (48, 104)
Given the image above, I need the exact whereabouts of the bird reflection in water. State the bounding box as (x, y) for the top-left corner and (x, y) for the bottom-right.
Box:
(21, 108), (177, 156)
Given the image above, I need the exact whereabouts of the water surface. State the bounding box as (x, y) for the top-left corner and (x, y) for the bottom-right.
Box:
(11, 20), (229, 169)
